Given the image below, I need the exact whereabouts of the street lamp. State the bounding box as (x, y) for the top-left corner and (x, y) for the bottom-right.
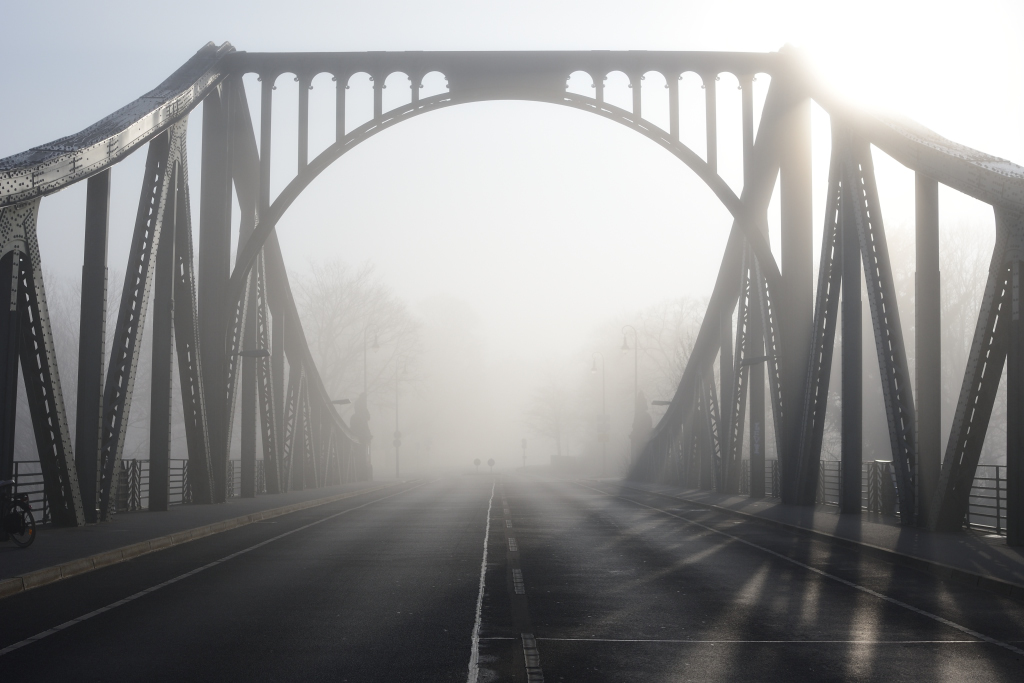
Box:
(620, 324), (639, 402)
(591, 351), (607, 476)
(363, 324), (381, 395)
(394, 362), (406, 478)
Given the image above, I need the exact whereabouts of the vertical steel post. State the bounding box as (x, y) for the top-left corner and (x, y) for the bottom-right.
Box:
(298, 75), (309, 170)
(704, 75), (717, 174)
(841, 164), (863, 513)
(199, 87), (232, 503)
(271, 311), (285, 493)
(240, 268), (257, 498)
(668, 73), (680, 140)
(779, 96), (813, 504)
(742, 73), (766, 498)
(1008, 259), (1024, 546)
(916, 174), (941, 524)
(0, 251), (22, 483)
(75, 170), (110, 521)
(148, 165), (177, 512)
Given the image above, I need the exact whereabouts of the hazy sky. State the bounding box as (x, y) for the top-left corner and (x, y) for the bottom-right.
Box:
(2, 2), (1023, 470)
(2, 1), (1021, 365)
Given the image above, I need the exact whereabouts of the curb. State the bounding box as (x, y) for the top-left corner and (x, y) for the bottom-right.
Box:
(0, 482), (407, 600)
(615, 482), (1024, 602)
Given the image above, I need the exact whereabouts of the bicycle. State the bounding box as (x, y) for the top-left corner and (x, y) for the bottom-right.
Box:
(0, 479), (36, 548)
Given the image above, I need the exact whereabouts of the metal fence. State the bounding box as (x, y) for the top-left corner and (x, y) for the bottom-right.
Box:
(14, 458), (268, 519)
(734, 458), (1005, 535)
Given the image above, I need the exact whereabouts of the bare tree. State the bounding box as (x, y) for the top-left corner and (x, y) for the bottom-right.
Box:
(523, 377), (573, 457)
(296, 260), (421, 404)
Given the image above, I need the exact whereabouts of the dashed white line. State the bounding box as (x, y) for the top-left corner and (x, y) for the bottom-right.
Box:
(508, 537), (519, 552)
(466, 481), (495, 683)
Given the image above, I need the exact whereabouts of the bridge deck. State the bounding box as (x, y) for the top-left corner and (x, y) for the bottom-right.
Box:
(1, 474), (1021, 680)
(620, 481), (1024, 596)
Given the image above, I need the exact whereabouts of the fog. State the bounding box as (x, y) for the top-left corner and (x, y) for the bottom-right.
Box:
(1, 1), (1022, 476)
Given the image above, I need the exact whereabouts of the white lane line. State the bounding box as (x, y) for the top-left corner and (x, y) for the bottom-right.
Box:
(521, 632), (544, 682)
(579, 483), (1024, 658)
(466, 481), (495, 683)
(0, 482), (429, 658)
(512, 568), (526, 595)
(535, 638), (986, 644)
(508, 537), (519, 552)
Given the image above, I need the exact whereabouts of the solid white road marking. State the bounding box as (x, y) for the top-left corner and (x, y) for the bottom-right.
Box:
(0, 482), (430, 658)
(535, 638), (987, 644)
(466, 481), (495, 683)
(580, 483), (1024, 657)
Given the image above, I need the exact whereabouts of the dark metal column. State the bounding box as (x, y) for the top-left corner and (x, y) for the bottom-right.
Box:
(741, 73), (765, 499)
(240, 268), (257, 498)
(916, 174), (941, 524)
(199, 87), (232, 504)
(703, 74), (717, 174)
(271, 310), (285, 494)
(75, 170), (110, 522)
(841, 164), (863, 514)
(298, 75), (309, 170)
(149, 166), (177, 512)
(0, 250), (22, 483)
(779, 96), (813, 504)
(1009, 257), (1024, 546)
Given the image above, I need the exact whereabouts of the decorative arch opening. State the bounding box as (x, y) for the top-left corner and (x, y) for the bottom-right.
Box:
(345, 72), (373, 134)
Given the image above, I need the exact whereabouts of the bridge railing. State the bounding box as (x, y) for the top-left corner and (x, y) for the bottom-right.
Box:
(731, 458), (1006, 535)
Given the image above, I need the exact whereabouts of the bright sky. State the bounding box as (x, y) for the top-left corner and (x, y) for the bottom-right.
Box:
(2, 0), (1021, 367)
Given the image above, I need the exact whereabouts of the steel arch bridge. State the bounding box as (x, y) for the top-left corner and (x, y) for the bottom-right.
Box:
(1, 43), (1021, 545)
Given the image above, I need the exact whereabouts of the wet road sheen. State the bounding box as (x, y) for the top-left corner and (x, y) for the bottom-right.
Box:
(1, 474), (1022, 682)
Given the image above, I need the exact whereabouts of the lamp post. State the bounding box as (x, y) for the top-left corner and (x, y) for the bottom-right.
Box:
(363, 324), (380, 395)
(591, 351), (607, 475)
(621, 324), (639, 464)
(394, 362), (404, 478)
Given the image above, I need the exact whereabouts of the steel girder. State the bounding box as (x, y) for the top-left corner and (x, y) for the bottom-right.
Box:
(255, 253), (281, 494)
(792, 139), (843, 505)
(281, 363), (303, 491)
(170, 155), (215, 505)
(722, 248), (754, 494)
(846, 140), (918, 525)
(0, 199), (84, 525)
(98, 126), (180, 519)
(932, 221), (1013, 530)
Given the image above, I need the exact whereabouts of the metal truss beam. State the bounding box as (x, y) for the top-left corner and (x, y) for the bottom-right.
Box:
(932, 213), (1013, 532)
(793, 139), (843, 505)
(847, 139), (918, 525)
(0, 200), (84, 525)
(98, 125), (181, 519)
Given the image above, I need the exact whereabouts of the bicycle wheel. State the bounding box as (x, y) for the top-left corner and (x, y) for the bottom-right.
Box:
(4, 500), (36, 548)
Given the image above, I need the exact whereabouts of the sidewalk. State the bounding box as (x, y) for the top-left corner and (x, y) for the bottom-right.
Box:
(0, 480), (396, 584)
(615, 480), (1024, 597)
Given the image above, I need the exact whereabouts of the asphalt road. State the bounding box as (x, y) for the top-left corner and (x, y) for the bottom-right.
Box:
(1, 474), (1022, 682)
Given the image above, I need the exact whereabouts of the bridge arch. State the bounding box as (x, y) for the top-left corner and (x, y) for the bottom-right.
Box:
(228, 77), (782, 304)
